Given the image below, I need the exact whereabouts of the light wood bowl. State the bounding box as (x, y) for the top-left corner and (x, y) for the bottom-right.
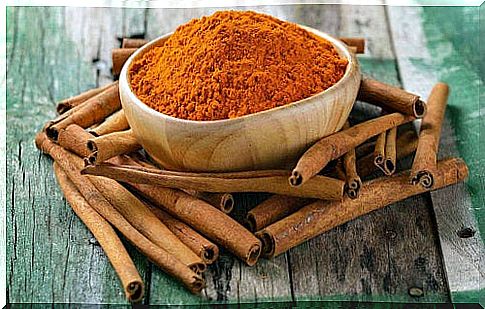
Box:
(119, 25), (361, 172)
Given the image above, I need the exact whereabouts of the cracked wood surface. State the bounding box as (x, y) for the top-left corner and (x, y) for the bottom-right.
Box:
(5, 5), (459, 305)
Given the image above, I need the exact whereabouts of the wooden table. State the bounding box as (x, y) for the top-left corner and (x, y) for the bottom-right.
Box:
(6, 4), (484, 306)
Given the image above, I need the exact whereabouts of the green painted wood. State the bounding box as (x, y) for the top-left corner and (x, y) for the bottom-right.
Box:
(287, 5), (448, 303)
(387, 5), (484, 304)
(6, 7), (150, 304)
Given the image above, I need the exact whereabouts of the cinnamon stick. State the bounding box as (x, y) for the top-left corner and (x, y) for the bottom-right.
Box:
(188, 191), (234, 214)
(82, 163), (345, 200)
(56, 82), (115, 114)
(112, 48), (137, 76)
(373, 131), (386, 172)
(122, 38), (148, 49)
(149, 206), (219, 264)
(257, 157), (468, 258)
(384, 126), (397, 175)
(358, 78), (427, 118)
(124, 183), (262, 266)
(411, 83), (449, 188)
(89, 110), (129, 136)
(248, 130), (419, 233)
(86, 172), (206, 273)
(290, 113), (414, 187)
(341, 122), (362, 199)
(35, 133), (204, 293)
(339, 37), (365, 54)
(246, 195), (312, 232)
(53, 163), (144, 302)
(358, 130), (418, 178)
(86, 129), (141, 165)
(46, 82), (121, 141)
(116, 156), (235, 213)
(57, 124), (93, 157)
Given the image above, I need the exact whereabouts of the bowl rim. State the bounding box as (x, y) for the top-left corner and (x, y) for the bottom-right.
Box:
(119, 23), (359, 126)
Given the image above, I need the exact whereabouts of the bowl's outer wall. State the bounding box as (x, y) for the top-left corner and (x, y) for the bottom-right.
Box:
(120, 26), (361, 172)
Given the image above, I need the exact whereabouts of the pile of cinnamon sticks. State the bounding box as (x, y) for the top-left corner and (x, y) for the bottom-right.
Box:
(35, 37), (467, 302)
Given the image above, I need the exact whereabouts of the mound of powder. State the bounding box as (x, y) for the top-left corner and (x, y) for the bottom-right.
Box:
(129, 11), (348, 121)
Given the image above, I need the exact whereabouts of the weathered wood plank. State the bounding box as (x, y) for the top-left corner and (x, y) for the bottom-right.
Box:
(387, 5), (484, 302)
(6, 7), (150, 303)
(286, 5), (449, 303)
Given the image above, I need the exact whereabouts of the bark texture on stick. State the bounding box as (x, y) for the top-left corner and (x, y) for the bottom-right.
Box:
(246, 195), (312, 232)
(188, 191), (235, 214)
(411, 83), (449, 188)
(258, 157), (468, 258)
(46, 82), (121, 141)
(358, 130), (418, 178)
(57, 124), (93, 157)
(87, 129), (141, 165)
(290, 112), (414, 187)
(122, 38), (148, 48)
(127, 182), (262, 266)
(384, 126), (397, 175)
(373, 131), (386, 171)
(339, 37), (365, 53)
(149, 206), (219, 264)
(358, 78), (427, 118)
(53, 163), (144, 302)
(90, 110), (129, 136)
(341, 122), (362, 199)
(112, 48), (137, 75)
(82, 163), (345, 200)
(56, 82), (115, 114)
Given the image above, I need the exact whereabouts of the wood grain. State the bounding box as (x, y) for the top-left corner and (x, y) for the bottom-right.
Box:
(387, 5), (484, 300)
(287, 4), (449, 303)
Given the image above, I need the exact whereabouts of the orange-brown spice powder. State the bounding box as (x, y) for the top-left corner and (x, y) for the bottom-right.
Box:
(129, 11), (348, 121)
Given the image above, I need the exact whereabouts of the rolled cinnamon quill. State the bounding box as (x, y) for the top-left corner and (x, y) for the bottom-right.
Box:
(112, 48), (137, 76)
(384, 126), (397, 175)
(373, 131), (386, 172)
(56, 82), (116, 114)
(358, 130), (418, 178)
(82, 163), (345, 200)
(258, 157), (468, 258)
(46, 82), (121, 141)
(290, 113), (414, 187)
(149, 206), (219, 264)
(86, 129), (141, 165)
(89, 110), (129, 136)
(53, 163), (144, 302)
(187, 191), (234, 214)
(246, 195), (312, 232)
(341, 122), (362, 198)
(57, 124), (93, 157)
(339, 37), (365, 54)
(358, 78), (427, 118)
(122, 38), (148, 49)
(411, 83), (449, 188)
(35, 133), (204, 293)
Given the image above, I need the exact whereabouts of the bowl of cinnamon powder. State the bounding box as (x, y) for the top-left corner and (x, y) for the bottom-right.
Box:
(120, 10), (360, 172)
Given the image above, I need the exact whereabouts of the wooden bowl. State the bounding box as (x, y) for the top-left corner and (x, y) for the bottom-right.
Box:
(119, 25), (361, 172)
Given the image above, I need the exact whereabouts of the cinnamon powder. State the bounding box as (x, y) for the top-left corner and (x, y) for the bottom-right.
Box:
(129, 11), (348, 121)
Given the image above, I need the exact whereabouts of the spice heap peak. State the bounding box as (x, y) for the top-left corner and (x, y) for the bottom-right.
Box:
(129, 11), (348, 121)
